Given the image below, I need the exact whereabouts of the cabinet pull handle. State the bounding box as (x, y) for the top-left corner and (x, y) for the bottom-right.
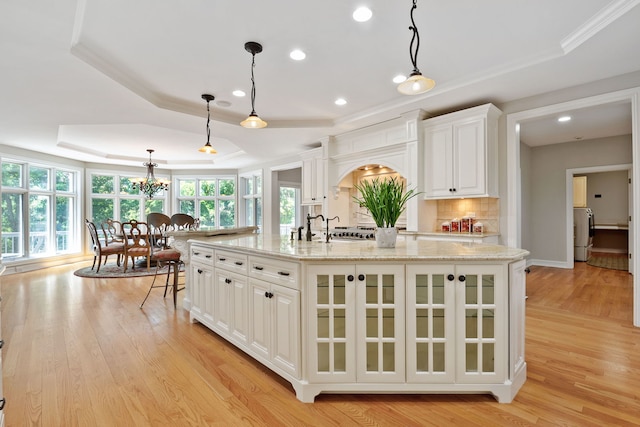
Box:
(197, 269), (203, 274)
(219, 257), (226, 261)
(358, 274), (365, 281)
(277, 271), (290, 276)
(447, 274), (455, 281)
(235, 261), (244, 266)
(458, 275), (466, 282)
(0, 340), (4, 349)
(205, 255), (212, 259)
(254, 266), (264, 271)
(525, 267), (531, 274)
(193, 251), (200, 255)
(0, 397), (5, 410)
(347, 275), (354, 282)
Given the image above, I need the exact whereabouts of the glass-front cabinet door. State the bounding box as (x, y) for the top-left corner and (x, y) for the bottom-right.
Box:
(355, 265), (405, 383)
(307, 265), (356, 383)
(455, 264), (506, 384)
(406, 265), (456, 383)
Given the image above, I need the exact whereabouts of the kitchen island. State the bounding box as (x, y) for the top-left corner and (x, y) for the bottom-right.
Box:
(186, 233), (529, 403)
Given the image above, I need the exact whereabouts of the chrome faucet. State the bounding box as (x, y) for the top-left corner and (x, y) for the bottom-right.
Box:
(325, 216), (340, 243)
(306, 213), (324, 241)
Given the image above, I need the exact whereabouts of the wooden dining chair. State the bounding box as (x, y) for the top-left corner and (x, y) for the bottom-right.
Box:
(171, 213), (196, 230)
(147, 212), (172, 250)
(121, 220), (151, 272)
(85, 219), (126, 273)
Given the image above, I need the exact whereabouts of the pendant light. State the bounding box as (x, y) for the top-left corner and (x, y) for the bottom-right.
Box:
(199, 94), (217, 154)
(397, 0), (435, 95)
(240, 41), (268, 129)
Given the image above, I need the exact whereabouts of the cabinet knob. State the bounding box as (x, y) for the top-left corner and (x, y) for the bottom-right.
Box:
(197, 269), (203, 274)
(0, 397), (5, 410)
(358, 274), (365, 281)
(225, 278), (231, 284)
(458, 275), (466, 282)
(264, 291), (274, 299)
(447, 274), (455, 281)
(525, 267), (531, 274)
(347, 275), (354, 282)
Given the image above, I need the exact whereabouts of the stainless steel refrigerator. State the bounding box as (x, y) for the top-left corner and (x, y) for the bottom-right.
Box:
(574, 207), (594, 261)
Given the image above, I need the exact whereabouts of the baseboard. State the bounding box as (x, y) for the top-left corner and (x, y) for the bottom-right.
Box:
(529, 259), (572, 269)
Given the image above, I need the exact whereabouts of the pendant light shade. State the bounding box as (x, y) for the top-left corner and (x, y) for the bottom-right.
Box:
(199, 94), (218, 154)
(241, 41), (268, 129)
(397, 0), (435, 95)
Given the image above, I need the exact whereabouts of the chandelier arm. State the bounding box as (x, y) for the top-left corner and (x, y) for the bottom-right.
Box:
(408, 0), (420, 74)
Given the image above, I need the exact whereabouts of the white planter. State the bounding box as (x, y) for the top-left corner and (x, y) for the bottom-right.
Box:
(375, 227), (397, 248)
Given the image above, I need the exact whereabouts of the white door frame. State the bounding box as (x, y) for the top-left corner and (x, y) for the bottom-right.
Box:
(506, 87), (640, 326)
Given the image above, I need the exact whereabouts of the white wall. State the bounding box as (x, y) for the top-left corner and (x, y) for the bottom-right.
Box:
(584, 170), (629, 225)
(526, 135), (631, 263)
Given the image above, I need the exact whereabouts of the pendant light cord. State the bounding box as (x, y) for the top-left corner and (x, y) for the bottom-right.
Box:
(206, 99), (211, 143)
(250, 53), (257, 115)
(408, 0), (421, 75)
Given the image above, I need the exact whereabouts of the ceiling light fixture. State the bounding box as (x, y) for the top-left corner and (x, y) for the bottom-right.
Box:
(397, 0), (435, 95)
(240, 41), (268, 129)
(353, 6), (373, 22)
(558, 116), (572, 122)
(132, 149), (170, 199)
(290, 49), (306, 61)
(199, 94), (217, 154)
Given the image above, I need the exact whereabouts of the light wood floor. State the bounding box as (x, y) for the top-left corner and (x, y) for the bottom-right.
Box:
(1, 259), (639, 426)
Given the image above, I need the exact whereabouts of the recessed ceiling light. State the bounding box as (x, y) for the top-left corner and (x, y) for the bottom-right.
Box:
(353, 6), (372, 22)
(290, 49), (306, 61)
(393, 74), (407, 84)
(558, 116), (571, 122)
(232, 90), (246, 97)
(335, 98), (347, 106)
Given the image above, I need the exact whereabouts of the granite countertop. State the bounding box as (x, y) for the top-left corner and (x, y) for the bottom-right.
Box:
(401, 231), (501, 238)
(167, 226), (258, 238)
(188, 234), (529, 262)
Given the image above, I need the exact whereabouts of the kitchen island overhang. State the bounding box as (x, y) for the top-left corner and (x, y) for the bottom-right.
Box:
(185, 233), (529, 403)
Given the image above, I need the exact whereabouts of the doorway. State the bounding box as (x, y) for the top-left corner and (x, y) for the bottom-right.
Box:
(567, 164), (632, 273)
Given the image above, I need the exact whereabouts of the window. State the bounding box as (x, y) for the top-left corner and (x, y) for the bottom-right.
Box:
(279, 185), (300, 236)
(241, 173), (262, 231)
(176, 177), (237, 227)
(89, 171), (168, 225)
(1, 159), (80, 260)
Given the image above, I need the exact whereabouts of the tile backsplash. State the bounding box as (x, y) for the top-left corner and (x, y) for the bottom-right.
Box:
(435, 198), (499, 233)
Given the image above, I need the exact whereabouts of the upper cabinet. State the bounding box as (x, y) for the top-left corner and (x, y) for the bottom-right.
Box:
(423, 104), (501, 199)
(573, 176), (587, 208)
(301, 148), (326, 205)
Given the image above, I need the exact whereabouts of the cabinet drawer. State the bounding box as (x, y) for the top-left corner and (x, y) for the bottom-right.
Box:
(249, 256), (300, 290)
(215, 249), (248, 274)
(191, 245), (214, 265)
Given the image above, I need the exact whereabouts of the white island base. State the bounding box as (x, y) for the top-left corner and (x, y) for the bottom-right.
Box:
(186, 234), (529, 403)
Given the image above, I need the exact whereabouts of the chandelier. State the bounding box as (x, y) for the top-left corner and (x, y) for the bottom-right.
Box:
(132, 149), (170, 199)
(397, 0), (435, 95)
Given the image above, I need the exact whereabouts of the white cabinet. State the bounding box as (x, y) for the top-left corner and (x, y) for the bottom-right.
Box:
(406, 263), (506, 384)
(423, 103), (501, 199)
(249, 278), (300, 378)
(573, 176), (587, 207)
(302, 149), (325, 205)
(189, 245), (214, 326)
(214, 268), (249, 348)
(307, 264), (405, 383)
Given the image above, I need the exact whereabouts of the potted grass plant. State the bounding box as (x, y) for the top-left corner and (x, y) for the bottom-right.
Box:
(352, 176), (419, 247)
